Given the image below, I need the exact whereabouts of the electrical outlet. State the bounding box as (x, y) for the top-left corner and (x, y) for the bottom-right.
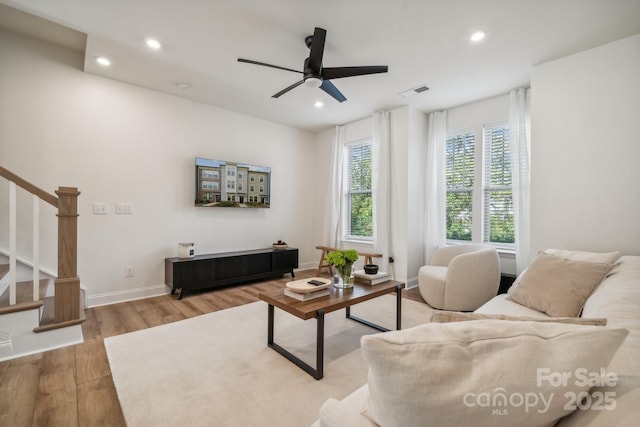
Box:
(125, 266), (135, 277)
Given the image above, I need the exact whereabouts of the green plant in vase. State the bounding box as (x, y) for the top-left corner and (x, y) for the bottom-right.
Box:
(325, 249), (358, 288)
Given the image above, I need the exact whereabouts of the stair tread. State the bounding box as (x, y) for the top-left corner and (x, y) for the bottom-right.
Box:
(0, 264), (8, 278)
(35, 295), (85, 332)
(0, 278), (50, 310)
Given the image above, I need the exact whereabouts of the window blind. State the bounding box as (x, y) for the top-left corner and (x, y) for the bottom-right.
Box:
(483, 124), (514, 246)
(445, 131), (475, 241)
(344, 140), (373, 239)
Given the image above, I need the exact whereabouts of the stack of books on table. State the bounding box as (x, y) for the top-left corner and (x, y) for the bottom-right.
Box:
(284, 278), (332, 301)
(354, 270), (391, 285)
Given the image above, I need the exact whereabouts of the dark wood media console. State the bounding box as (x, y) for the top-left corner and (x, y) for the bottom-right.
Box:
(165, 247), (298, 299)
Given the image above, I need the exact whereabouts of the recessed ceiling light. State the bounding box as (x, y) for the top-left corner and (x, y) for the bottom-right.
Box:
(145, 38), (162, 50)
(314, 101), (323, 108)
(470, 31), (486, 43)
(96, 56), (111, 66)
(177, 82), (191, 90)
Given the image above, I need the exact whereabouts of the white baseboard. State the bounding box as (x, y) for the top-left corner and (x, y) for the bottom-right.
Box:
(296, 262), (316, 272)
(87, 284), (171, 308)
(406, 276), (418, 288)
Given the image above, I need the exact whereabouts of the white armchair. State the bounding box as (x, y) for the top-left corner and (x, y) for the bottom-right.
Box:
(418, 244), (500, 311)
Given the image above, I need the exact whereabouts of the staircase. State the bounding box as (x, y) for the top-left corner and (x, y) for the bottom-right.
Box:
(0, 165), (84, 361)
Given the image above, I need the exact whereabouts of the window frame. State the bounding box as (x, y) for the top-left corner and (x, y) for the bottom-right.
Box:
(445, 130), (476, 243)
(342, 138), (374, 243)
(482, 122), (515, 250)
(444, 124), (516, 251)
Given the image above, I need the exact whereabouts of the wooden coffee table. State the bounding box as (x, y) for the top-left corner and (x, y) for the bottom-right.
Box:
(258, 280), (403, 380)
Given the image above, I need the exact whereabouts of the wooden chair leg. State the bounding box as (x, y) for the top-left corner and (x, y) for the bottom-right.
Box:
(316, 249), (328, 276)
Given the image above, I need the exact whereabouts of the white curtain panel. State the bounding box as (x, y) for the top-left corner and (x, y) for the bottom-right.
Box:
(509, 88), (532, 274)
(424, 111), (447, 264)
(372, 111), (391, 274)
(326, 125), (346, 248)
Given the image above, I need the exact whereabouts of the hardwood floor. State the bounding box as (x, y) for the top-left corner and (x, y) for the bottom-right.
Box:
(0, 270), (425, 426)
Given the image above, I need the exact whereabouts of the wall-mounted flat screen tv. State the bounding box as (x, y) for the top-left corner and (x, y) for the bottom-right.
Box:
(195, 157), (271, 208)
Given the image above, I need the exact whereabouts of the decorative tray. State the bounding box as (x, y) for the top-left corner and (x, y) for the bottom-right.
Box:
(285, 277), (332, 294)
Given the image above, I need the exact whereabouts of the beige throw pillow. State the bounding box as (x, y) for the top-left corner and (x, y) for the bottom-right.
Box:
(507, 249), (619, 294)
(431, 311), (607, 326)
(543, 249), (621, 264)
(508, 252), (613, 317)
(361, 320), (628, 427)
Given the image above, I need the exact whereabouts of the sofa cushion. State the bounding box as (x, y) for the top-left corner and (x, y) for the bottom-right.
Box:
(476, 294), (551, 318)
(431, 311), (607, 326)
(361, 320), (628, 427)
(508, 252), (613, 317)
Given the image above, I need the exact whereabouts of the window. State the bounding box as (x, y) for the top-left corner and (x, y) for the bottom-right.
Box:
(202, 169), (217, 179)
(344, 140), (373, 240)
(445, 131), (475, 241)
(483, 124), (514, 246)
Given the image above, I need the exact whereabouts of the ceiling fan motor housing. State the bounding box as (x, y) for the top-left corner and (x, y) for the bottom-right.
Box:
(303, 57), (323, 86)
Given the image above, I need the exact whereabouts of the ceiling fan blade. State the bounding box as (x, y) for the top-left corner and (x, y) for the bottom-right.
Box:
(308, 27), (326, 73)
(272, 80), (305, 98)
(238, 58), (302, 74)
(320, 80), (346, 103)
(321, 65), (388, 80)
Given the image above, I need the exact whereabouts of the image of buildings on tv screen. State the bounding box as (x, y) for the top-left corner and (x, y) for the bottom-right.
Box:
(195, 157), (271, 208)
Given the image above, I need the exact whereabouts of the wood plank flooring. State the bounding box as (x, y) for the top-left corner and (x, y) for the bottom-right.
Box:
(0, 270), (426, 426)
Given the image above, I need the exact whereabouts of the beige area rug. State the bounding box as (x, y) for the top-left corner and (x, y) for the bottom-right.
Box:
(105, 294), (434, 427)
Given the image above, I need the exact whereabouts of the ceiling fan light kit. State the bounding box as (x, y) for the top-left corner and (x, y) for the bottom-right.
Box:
(305, 77), (322, 88)
(238, 27), (388, 103)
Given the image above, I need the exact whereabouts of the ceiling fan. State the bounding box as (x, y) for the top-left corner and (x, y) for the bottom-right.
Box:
(238, 27), (388, 103)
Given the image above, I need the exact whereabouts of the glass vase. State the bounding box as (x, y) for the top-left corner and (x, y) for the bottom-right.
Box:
(334, 264), (354, 289)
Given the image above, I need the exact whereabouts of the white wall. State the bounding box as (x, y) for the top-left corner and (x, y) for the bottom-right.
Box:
(0, 29), (317, 306)
(530, 34), (640, 256)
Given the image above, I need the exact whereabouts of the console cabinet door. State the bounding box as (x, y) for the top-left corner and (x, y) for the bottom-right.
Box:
(176, 259), (215, 286)
(247, 253), (272, 275)
(272, 248), (298, 272)
(215, 255), (246, 280)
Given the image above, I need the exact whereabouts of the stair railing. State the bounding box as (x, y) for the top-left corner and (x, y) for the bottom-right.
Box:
(0, 165), (81, 323)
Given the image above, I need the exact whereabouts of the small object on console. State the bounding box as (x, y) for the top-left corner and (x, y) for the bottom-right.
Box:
(364, 264), (379, 275)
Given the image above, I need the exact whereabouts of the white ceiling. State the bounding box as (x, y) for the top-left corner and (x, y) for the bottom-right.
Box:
(2, 0), (640, 132)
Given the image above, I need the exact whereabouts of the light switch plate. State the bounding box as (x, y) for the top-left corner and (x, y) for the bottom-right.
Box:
(93, 203), (108, 215)
(116, 203), (133, 214)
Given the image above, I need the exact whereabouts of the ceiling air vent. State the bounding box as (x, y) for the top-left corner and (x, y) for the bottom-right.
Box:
(400, 84), (430, 98)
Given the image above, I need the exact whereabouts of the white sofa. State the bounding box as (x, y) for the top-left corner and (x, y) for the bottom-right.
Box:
(313, 253), (640, 427)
